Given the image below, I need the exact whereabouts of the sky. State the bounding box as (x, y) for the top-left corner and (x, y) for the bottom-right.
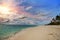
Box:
(0, 0), (60, 25)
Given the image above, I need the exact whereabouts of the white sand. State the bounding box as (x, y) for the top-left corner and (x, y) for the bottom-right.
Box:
(7, 25), (60, 40)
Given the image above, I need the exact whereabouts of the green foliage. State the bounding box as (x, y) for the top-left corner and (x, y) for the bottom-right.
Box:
(48, 15), (60, 25)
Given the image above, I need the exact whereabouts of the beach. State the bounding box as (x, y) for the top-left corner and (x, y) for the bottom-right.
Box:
(7, 25), (60, 40)
(0, 25), (37, 40)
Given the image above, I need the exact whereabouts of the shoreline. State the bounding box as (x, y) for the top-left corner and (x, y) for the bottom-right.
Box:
(6, 25), (60, 40)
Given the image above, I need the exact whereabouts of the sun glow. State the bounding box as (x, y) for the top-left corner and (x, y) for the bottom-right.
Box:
(0, 5), (11, 15)
(0, 5), (15, 18)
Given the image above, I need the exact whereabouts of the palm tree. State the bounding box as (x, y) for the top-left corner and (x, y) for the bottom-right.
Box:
(48, 14), (60, 25)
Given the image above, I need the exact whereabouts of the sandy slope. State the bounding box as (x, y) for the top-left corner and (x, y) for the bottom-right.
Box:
(7, 25), (60, 40)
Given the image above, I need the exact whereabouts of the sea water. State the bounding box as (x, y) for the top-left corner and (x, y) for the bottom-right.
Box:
(0, 24), (36, 39)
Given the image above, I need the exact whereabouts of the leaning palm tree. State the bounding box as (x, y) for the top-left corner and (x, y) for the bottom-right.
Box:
(48, 15), (60, 25)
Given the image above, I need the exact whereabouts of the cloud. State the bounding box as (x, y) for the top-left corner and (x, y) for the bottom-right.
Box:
(0, 0), (59, 25)
(25, 6), (32, 10)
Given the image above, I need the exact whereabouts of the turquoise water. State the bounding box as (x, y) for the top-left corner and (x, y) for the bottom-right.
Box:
(0, 25), (36, 38)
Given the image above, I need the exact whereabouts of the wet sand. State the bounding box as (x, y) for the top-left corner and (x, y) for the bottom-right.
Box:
(7, 25), (60, 40)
